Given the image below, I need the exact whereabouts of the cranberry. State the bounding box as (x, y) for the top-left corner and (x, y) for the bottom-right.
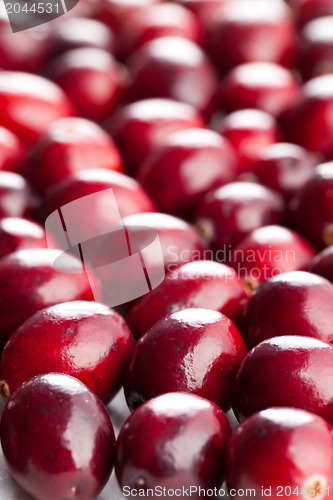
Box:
(0, 127), (26, 174)
(233, 335), (333, 424)
(27, 117), (124, 195)
(254, 142), (317, 200)
(195, 182), (284, 251)
(0, 72), (74, 144)
(0, 373), (115, 500)
(127, 36), (218, 116)
(116, 392), (231, 491)
(109, 98), (205, 174)
(97, 0), (160, 35)
(207, 0), (297, 71)
(0, 172), (36, 219)
(230, 225), (316, 290)
(217, 109), (281, 173)
(290, 162), (333, 249)
(0, 300), (133, 402)
(0, 249), (99, 348)
(310, 246), (333, 283)
(0, 217), (56, 258)
(242, 270), (333, 349)
(280, 75), (333, 158)
(226, 407), (333, 499)
(137, 129), (238, 218)
(219, 62), (301, 117)
(291, 0), (333, 26)
(300, 17), (333, 81)
(47, 48), (127, 123)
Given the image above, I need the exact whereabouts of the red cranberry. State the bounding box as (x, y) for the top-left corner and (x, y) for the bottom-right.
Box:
(226, 407), (333, 498)
(291, 0), (333, 26)
(230, 225), (316, 290)
(0, 248), (99, 347)
(233, 335), (333, 424)
(254, 142), (317, 200)
(280, 75), (333, 158)
(195, 182), (284, 251)
(28, 117), (124, 195)
(310, 246), (333, 283)
(0, 217), (56, 258)
(242, 270), (333, 349)
(290, 162), (333, 249)
(300, 17), (333, 81)
(0, 72), (74, 144)
(47, 48), (127, 123)
(207, 0), (297, 71)
(0, 301), (133, 402)
(219, 62), (301, 117)
(109, 98), (205, 174)
(218, 109), (281, 173)
(116, 392), (231, 491)
(0, 172), (36, 219)
(0, 373), (115, 500)
(97, 0), (160, 35)
(127, 36), (218, 116)
(0, 127), (26, 174)
(124, 308), (246, 411)
(137, 129), (238, 218)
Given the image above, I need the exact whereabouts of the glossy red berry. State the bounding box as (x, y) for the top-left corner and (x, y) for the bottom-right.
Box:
(124, 308), (246, 411)
(137, 129), (238, 218)
(0, 126), (26, 174)
(195, 182), (284, 251)
(310, 245), (333, 283)
(1, 373), (115, 500)
(226, 407), (333, 499)
(300, 17), (333, 81)
(0, 217), (56, 258)
(116, 392), (231, 491)
(0, 171), (36, 219)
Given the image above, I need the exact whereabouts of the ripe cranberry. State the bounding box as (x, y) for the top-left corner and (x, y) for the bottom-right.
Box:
(0, 217), (56, 258)
(233, 335), (333, 424)
(0, 301), (133, 402)
(0, 249), (99, 347)
(195, 182), (284, 251)
(280, 75), (333, 158)
(124, 308), (246, 411)
(1, 373), (115, 500)
(300, 17), (333, 81)
(0, 72), (74, 144)
(47, 48), (127, 123)
(137, 129), (238, 218)
(28, 117), (124, 195)
(254, 143), (317, 200)
(0, 172), (36, 219)
(230, 226), (316, 290)
(290, 163), (333, 248)
(109, 98), (205, 174)
(116, 392), (231, 491)
(127, 36), (218, 116)
(207, 0), (297, 71)
(291, 0), (333, 26)
(242, 270), (333, 349)
(218, 109), (281, 173)
(97, 0), (160, 35)
(0, 127), (26, 173)
(219, 62), (301, 117)
(310, 246), (333, 283)
(226, 407), (333, 498)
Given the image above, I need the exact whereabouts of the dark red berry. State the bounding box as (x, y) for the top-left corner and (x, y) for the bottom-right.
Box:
(0, 217), (56, 258)
(300, 17), (333, 81)
(310, 245), (333, 283)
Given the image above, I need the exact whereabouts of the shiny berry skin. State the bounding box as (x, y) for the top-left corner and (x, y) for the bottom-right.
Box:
(218, 109), (281, 173)
(128, 260), (248, 339)
(242, 271), (333, 349)
(230, 225), (316, 289)
(137, 129), (238, 218)
(219, 62), (301, 117)
(290, 162), (333, 249)
(0, 249), (99, 348)
(127, 36), (218, 116)
(0, 126), (26, 174)
(207, 0), (297, 71)
(226, 407), (333, 499)
(195, 182), (284, 251)
(109, 98), (205, 174)
(48, 48), (127, 123)
(0, 301), (133, 402)
(291, 0), (333, 26)
(124, 308), (246, 411)
(300, 17), (333, 81)
(28, 117), (124, 194)
(310, 246), (333, 283)
(0, 373), (115, 500)
(254, 143), (317, 200)
(0, 72), (74, 144)
(233, 335), (333, 424)
(0, 217), (56, 258)
(116, 392), (231, 491)
(0, 172), (36, 219)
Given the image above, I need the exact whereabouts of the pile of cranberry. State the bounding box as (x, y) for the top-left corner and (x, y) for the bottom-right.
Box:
(1, 0), (333, 498)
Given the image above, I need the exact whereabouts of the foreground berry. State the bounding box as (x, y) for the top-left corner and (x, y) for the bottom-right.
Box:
(124, 308), (246, 411)
(310, 246), (333, 283)
(0, 171), (36, 219)
(116, 392), (231, 492)
(0, 217), (55, 258)
(1, 373), (115, 500)
(226, 407), (333, 499)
